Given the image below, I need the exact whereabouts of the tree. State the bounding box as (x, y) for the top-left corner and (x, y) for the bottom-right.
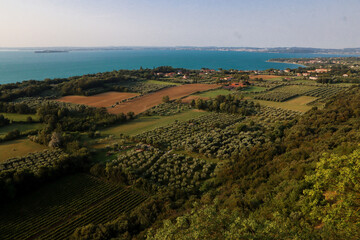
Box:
(303, 149), (360, 239)
(48, 132), (62, 148)
(126, 112), (135, 119)
(162, 95), (170, 103)
(26, 116), (33, 123)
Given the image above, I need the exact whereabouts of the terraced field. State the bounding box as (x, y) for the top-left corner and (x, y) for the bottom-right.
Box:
(0, 174), (146, 240)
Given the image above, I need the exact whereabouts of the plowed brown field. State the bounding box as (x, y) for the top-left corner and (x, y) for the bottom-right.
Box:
(57, 92), (139, 108)
(108, 84), (219, 115)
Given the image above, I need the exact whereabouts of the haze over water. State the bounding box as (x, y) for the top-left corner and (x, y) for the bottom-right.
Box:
(0, 50), (348, 84)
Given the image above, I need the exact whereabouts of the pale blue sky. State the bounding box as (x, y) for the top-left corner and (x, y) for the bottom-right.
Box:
(0, 0), (359, 48)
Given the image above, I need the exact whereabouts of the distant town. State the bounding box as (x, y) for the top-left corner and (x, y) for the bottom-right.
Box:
(1, 46), (360, 55)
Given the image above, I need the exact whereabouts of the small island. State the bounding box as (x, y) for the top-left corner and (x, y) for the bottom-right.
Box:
(34, 50), (69, 53)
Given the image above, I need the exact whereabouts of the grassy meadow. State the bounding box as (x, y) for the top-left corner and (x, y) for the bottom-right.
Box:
(0, 139), (48, 162)
(0, 123), (43, 136)
(195, 89), (233, 98)
(251, 95), (318, 112)
(0, 112), (39, 122)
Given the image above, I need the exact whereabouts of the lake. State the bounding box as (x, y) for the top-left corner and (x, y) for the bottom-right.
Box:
(0, 50), (348, 84)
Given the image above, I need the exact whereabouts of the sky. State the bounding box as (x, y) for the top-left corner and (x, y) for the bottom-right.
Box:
(0, 0), (359, 48)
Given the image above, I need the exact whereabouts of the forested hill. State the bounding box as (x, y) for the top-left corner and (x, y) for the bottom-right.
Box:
(150, 87), (360, 239)
(70, 87), (360, 240)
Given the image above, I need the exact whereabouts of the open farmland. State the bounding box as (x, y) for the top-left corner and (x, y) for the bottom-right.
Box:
(108, 84), (219, 115)
(57, 91), (139, 108)
(249, 75), (284, 80)
(252, 96), (317, 112)
(102, 109), (209, 136)
(240, 86), (267, 93)
(253, 85), (316, 102)
(195, 89), (233, 98)
(0, 174), (146, 240)
(0, 139), (48, 162)
(0, 123), (43, 136)
(0, 112), (40, 122)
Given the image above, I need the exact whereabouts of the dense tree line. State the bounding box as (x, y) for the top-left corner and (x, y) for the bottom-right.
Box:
(191, 95), (260, 115)
(0, 114), (10, 127)
(0, 102), (35, 114)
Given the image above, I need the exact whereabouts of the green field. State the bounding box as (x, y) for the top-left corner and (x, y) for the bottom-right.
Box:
(252, 95), (317, 112)
(195, 89), (232, 98)
(0, 174), (146, 240)
(240, 86), (267, 92)
(145, 80), (181, 86)
(0, 112), (39, 122)
(102, 109), (210, 136)
(0, 139), (48, 162)
(0, 123), (43, 136)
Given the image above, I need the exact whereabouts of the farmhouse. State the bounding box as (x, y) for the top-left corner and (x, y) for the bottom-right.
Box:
(164, 72), (176, 77)
(224, 81), (249, 89)
(315, 68), (330, 73)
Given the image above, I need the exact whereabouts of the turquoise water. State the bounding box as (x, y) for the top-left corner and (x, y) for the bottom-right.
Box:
(0, 50), (348, 84)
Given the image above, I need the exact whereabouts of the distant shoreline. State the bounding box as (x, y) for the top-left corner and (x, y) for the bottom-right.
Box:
(0, 46), (360, 55)
(267, 60), (307, 68)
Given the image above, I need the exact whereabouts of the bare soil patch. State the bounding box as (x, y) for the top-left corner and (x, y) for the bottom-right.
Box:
(57, 92), (139, 108)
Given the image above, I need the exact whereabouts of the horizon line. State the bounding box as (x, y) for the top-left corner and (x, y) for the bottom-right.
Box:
(0, 46), (360, 50)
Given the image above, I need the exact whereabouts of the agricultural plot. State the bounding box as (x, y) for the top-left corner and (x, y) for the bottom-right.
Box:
(141, 102), (191, 116)
(195, 89), (233, 98)
(256, 106), (301, 123)
(0, 174), (146, 240)
(253, 85), (316, 102)
(0, 139), (48, 162)
(303, 86), (345, 99)
(39, 188), (145, 240)
(240, 86), (267, 93)
(254, 92), (297, 102)
(252, 97), (314, 113)
(249, 75), (284, 80)
(118, 80), (175, 94)
(16, 97), (93, 110)
(135, 113), (268, 159)
(108, 84), (219, 115)
(102, 109), (209, 137)
(0, 123), (43, 136)
(114, 147), (216, 191)
(57, 91), (139, 108)
(0, 149), (68, 172)
(145, 80), (181, 86)
(0, 112), (39, 122)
